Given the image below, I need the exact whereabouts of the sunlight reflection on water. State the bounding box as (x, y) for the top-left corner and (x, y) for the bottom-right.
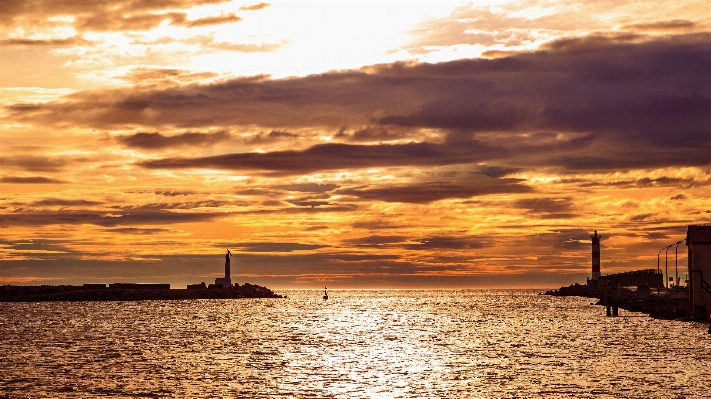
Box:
(1, 289), (711, 398)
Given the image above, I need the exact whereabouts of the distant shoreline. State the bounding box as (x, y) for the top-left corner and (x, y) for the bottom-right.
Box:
(0, 283), (283, 302)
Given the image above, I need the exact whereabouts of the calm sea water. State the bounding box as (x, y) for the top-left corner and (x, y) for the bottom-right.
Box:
(1, 289), (710, 398)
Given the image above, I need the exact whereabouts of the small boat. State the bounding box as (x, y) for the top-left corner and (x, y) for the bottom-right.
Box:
(323, 287), (328, 300)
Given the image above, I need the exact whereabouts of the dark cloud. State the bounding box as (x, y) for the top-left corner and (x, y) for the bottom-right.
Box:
(0, 209), (222, 227)
(138, 142), (486, 176)
(153, 190), (197, 196)
(6, 34), (711, 173)
(273, 183), (339, 193)
(0, 156), (75, 172)
(286, 198), (331, 208)
(334, 126), (408, 142)
(226, 242), (329, 253)
(351, 220), (406, 230)
(29, 198), (103, 207)
(337, 177), (532, 204)
(513, 197), (577, 219)
(474, 166), (521, 178)
(623, 20), (697, 33)
(515, 230), (592, 251)
(116, 130), (230, 149)
(116, 201), (226, 210)
(406, 235), (489, 250)
(629, 213), (654, 222)
(104, 227), (169, 235)
(342, 235), (409, 247)
(670, 193), (688, 201)
(0, 176), (66, 184)
(0, 36), (92, 47)
(245, 130), (300, 144)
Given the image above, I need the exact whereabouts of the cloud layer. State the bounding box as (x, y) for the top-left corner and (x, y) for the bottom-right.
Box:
(2, 3), (710, 288)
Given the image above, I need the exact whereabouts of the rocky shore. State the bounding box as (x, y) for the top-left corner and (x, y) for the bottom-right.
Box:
(544, 283), (700, 321)
(0, 283), (283, 302)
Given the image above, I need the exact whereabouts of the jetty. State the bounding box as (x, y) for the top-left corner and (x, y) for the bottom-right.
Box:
(0, 283), (282, 302)
(0, 249), (283, 302)
(545, 228), (711, 324)
(545, 283), (693, 321)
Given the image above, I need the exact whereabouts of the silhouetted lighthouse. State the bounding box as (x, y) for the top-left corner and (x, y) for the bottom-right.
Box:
(591, 230), (601, 280)
(214, 249), (232, 288)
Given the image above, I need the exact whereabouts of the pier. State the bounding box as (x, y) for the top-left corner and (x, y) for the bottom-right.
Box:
(0, 283), (282, 302)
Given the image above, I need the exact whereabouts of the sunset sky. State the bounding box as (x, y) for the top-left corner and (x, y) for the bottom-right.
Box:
(1, 0), (710, 289)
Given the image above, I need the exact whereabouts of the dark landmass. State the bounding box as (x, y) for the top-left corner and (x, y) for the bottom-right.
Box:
(544, 283), (701, 322)
(0, 283), (283, 302)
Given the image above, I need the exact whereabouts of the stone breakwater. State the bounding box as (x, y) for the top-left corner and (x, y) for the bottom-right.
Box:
(0, 283), (283, 302)
(544, 283), (697, 321)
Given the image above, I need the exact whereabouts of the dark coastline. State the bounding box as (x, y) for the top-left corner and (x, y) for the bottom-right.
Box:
(0, 283), (283, 302)
(544, 283), (701, 322)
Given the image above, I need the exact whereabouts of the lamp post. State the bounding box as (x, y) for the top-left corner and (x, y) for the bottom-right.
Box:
(665, 245), (669, 289)
(675, 239), (683, 288)
(665, 244), (674, 289)
(658, 247), (664, 290)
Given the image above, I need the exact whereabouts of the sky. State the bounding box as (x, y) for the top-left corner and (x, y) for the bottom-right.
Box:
(1, 0), (710, 289)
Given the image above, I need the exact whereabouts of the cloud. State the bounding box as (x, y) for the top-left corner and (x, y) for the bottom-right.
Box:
(208, 39), (288, 52)
(116, 130), (231, 149)
(138, 142), (483, 176)
(623, 20), (697, 33)
(337, 177), (532, 204)
(285, 197), (331, 208)
(0, 36), (92, 47)
(29, 198), (103, 207)
(0, 156), (76, 172)
(0, 176), (66, 184)
(0, 209), (223, 227)
(226, 242), (328, 253)
(342, 235), (409, 247)
(406, 235), (489, 250)
(0, 0), (233, 32)
(104, 227), (169, 235)
(6, 34), (711, 174)
(513, 197), (577, 219)
(75, 12), (187, 32)
(244, 130), (300, 144)
(182, 13), (241, 28)
(120, 68), (221, 85)
(273, 183), (339, 193)
(239, 3), (270, 11)
(474, 166), (521, 178)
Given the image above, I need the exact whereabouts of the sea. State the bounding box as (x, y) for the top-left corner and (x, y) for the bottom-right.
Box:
(1, 289), (710, 398)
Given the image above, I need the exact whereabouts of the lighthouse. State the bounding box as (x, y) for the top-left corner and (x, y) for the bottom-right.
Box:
(214, 249), (232, 288)
(591, 230), (601, 280)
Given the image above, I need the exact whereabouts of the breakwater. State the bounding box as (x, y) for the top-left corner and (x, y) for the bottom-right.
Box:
(544, 283), (695, 321)
(0, 283), (282, 302)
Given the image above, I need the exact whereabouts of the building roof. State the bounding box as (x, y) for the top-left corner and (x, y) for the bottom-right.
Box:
(687, 225), (711, 244)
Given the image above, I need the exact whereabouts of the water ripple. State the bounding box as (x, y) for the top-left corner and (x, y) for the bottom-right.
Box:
(1, 290), (711, 398)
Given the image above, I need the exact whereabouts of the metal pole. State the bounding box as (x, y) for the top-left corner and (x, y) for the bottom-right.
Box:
(657, 248), (663, 292)
(665, 245), (671, 289)
(675, 241), (681, 288)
